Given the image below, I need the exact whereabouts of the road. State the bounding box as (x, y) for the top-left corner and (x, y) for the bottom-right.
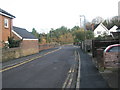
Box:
(2, 45), (110, 89)
(2, 45), (77, 88)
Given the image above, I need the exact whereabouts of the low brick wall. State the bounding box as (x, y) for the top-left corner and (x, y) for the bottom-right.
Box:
(2, 47), (40, 62)
(2, 43), (58, 62)
(2, 40), (39, 62)
(39, 44), (55, 51)
(104, 52), (120, 68)
(2, 48), (21, 62)
(95, 48), (120, 69)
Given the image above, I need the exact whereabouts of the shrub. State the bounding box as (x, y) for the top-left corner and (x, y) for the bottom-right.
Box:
(8, 37), (21, 48)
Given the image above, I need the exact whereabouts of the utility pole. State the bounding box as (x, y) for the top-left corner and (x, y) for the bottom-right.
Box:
(80, 15), (86, 30)
(80, 15), (86, 40)
(80, 15), (86, 51)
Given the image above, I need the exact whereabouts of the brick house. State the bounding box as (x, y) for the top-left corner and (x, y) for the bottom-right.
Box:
(12, 26), (39, 56)
(0, 8), (39, 56)
(0, 8), (15, 47)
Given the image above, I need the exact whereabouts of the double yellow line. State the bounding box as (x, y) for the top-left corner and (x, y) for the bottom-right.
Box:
(0, 47), (61, 72)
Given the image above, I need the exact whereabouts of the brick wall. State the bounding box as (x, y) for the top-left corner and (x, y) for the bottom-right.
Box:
(2, 15), (12, 42)
(20, 40), (39, 56)
(2, 48), (21, 62)
(0, 15), (13, 48)
(39, 44), (55, 51)
(0, 15), (2, 47)
(104, 52), (120, 68)
(2, 40), (39, 62)
(95, 48), (120, 69)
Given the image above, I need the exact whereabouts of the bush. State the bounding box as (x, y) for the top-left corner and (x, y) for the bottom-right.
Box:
(8, 37), (21, 48)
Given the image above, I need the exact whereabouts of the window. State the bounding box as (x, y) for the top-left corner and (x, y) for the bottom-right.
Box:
(108, 46), (120, 52)
(97, 31), (101, 34)
(4, 18), (9, 28)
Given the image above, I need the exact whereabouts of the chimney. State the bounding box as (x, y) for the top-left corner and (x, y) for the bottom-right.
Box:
(91, 24), (95, 31)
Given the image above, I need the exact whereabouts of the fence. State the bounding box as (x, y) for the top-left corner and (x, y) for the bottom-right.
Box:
(81, 40), (92, 52)
(92, 39), (119, 57)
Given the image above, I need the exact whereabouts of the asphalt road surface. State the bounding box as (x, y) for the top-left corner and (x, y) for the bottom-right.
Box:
(2, 45), (77, 88)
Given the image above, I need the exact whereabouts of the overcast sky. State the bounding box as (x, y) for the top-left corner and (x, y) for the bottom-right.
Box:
(0, 0), (119, 33)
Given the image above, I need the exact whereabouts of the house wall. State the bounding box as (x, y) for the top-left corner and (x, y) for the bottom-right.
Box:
(0, 15), (13, 47)
(94, 24), (109, 37)
(0, 15), (2, 47)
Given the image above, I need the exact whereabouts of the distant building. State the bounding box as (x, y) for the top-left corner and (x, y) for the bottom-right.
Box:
(111, 27), (120, 38)
(94, 23), (109, 37)
(109, 25), (118, 35)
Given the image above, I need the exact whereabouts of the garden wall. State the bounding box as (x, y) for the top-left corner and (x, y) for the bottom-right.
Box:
(2, 44), (57, 62)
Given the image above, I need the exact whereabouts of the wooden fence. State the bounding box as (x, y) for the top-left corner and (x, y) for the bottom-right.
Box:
(92, 39), (119, 57)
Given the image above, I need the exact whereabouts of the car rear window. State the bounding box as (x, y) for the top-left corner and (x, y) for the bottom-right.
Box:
(108, 46), (120, 52)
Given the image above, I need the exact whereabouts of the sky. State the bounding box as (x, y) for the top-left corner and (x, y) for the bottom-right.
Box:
(0, 0), (120, 33)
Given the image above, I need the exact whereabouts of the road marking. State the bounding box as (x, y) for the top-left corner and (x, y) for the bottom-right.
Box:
(0, 47), (61, 72)
(76, 51), (81, 89)
(62, 71), (71, 89)
(62, 65), (73, 89)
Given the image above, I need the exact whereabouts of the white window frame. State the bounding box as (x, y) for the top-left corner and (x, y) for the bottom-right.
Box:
(4, 18), (9, 28)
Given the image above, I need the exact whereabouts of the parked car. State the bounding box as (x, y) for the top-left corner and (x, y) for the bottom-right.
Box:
(104, 44), (120, 53)
(104, 44), (120, 68)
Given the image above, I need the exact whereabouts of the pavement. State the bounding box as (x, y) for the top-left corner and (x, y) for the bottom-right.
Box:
(101, 70), (119, 89)
(79, 49), (110, 88)
(88, 52), (119, 89)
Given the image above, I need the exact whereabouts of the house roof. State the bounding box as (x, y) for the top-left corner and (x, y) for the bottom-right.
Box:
(0, 8), (15, 18)
(109, 25), (118, 32)
(116, 27), (120, 30)
(13, 26), (38, 40)
(93, 24), (99, 30)
(94, 23), (108, 31)
(100, 23), (109, 31)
